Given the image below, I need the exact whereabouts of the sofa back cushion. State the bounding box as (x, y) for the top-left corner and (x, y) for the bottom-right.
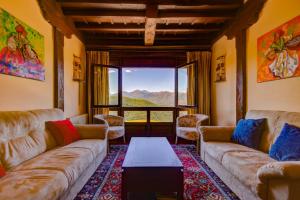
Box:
(0, 109), (64, 169)
(246, 110), (300, 153)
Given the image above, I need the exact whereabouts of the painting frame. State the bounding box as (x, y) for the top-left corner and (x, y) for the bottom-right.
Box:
(0, 8), (45, 81)
(215, 55), (226, 82)
(257, 15), (300, 83)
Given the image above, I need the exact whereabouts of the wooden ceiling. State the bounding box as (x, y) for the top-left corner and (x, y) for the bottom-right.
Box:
(56, 0), (245, 50)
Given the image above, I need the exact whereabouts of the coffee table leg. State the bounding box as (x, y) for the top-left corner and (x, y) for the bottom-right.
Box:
(121, 169), (127, 200)
(177, 169), (184, 200)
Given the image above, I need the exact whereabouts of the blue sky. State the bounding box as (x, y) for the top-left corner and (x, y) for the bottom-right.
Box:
(108, 68), (187, 93)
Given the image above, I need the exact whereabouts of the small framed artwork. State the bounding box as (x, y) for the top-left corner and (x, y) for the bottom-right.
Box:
(73, 55), (83, 81)
(215, 55), (226, 82)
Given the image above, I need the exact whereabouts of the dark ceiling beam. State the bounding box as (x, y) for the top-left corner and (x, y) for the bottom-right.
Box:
(225, 0), (267, 39)
(85, 38), (211, 46)
(156, 23), (224, 29)
(75, 22), (223, 31)
(64, 8), (235, 18)
(158, 9), (235, 18)
(37, 0), (83, 41)
(86, 44), (211, 51)
(58, 0), (243, 6)
(63, 9), (145, 17)
(83, 32), (215, 40)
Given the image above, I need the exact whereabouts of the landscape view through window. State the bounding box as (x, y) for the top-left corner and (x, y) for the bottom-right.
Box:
(108, 68), (188, 122)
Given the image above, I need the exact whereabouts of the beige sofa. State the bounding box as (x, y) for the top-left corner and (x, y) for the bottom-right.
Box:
(0, 109), (108, 200)
(199, 110), (300, 200)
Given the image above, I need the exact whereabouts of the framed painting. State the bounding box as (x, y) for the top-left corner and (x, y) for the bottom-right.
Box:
(215, 55), (226, 82)
(257, 15), (300, 83)
(0, 8), (45, 81)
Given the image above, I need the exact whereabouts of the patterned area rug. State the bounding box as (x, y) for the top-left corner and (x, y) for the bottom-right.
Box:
(74, 145), (239, 200)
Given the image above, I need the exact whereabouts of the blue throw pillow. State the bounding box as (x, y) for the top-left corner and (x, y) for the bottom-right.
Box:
(269, 123), (300, 161)
(231, 118), (266, 149)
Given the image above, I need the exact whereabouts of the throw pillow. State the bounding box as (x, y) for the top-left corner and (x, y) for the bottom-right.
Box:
(46, 119), (80, 146)
(0, 165), (5, 177)
(269, 123), (300, 161)
(231, 118), (266, 149)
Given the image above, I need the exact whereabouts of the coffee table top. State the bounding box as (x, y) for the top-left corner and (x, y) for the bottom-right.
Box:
(122, 137), (183, 168)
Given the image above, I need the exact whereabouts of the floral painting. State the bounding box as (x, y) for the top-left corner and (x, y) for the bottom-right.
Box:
(0, 8), (45, 81)
(257, 15), (300, 83)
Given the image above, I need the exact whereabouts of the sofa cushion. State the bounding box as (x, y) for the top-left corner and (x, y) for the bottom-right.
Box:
(0, 169), (68, 200)
(222, 151), (275, 197)
(13, 147), (93, 185)
(0, 110), (60, 169)
(231, 118), (266, 149)
(64, 139), (106, 159)
(270, 123), (300, 161)
(46, 119), (80, 146)
(204, 142), (257, 162)
(108, 126), (125, 140)
(176, 127), (199, 141)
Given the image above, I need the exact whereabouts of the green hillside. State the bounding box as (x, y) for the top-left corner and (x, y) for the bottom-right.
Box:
(109, 95), (173, 122)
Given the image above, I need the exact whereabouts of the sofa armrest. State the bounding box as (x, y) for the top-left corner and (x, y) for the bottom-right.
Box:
(258, 161), (300, 182)
(74, 124), (108, 140)
(199, 126), (235, 142)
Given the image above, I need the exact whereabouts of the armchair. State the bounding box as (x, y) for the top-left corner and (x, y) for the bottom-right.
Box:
(94, 114), (126, 143)
(176, 114), (209, 154)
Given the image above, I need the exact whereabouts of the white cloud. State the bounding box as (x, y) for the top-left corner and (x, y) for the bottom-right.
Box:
(125, 69), (132, 73)
(109, 69), (116, 73)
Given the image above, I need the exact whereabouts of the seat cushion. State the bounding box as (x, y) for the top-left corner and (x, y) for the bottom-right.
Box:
(108, 126), (124, 140)
(64, 139), (106, 159)
(176, 127), (199, 141)
(204, 142), (257, 162)
(0, 169), (68, 200)
(222, 151), (275, 197)
(13, 146), (94, 185)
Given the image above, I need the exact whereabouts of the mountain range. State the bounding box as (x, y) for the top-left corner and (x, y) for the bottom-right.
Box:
(121, 90), (187, 106)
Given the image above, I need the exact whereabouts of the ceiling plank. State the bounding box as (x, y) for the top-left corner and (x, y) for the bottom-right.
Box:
(58, 0), (243, 6)
(144, 4), (158, 46)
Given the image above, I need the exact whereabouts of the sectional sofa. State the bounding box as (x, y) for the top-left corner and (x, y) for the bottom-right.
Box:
(0, 109), (108, 200)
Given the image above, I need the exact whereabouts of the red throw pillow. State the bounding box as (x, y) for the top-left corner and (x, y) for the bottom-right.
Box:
(46, 119), (80, 146)
(0, 165), (6, 177)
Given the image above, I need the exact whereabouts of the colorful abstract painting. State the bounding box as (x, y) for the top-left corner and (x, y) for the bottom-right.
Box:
(0, 8), (45, 81)
(257, 15), (300, 83)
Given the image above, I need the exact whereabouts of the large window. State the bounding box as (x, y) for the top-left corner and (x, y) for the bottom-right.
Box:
(92, 63), (197, 123)
(122, 68), (175, 107)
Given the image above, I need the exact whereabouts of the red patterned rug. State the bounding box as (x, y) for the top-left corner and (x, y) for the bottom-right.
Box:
(74, 145), (239, 200)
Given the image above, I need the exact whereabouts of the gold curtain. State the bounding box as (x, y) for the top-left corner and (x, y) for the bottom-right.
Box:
(187, 51), (211, 117)
(186, 64), (195, 114)
(87, 51), (109, 122)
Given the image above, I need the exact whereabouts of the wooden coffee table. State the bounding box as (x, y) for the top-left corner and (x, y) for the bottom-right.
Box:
(122, 137), (183, 200)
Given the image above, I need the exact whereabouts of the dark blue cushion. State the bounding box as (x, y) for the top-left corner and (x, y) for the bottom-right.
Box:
(231, 118), (266, 149)
(269, 123), (300, 161)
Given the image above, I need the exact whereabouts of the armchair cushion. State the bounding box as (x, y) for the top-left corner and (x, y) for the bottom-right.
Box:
(269, 123), (300, 161)
(176, 127), (198, 141)
(231, 118), (266, 149)
(108, 126), (125, 140)
(199, 126), (235, 142)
